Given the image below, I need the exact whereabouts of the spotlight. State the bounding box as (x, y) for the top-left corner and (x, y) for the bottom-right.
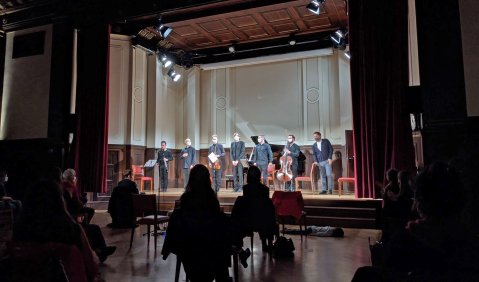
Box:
(307, 0), (325, 15)
(228, 45), (236, 53)
(344, 51), (351, 59)
(167, 67), (181, 82)
(288, 35), (296, 46)
(156, 19), (173, 39)
(159, 54), (173, 68)
(330, 29), (348, 50)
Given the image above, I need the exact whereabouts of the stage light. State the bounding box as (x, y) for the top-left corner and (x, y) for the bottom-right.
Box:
(156, 19), (173, 39)
(167, 67), (181, 82)
(344, 51), (351, 59)
(228, 45), (236, 53)
(330, 29), (348, 50)
(159, 54), (173, 68)
(307, 0), (325, 15)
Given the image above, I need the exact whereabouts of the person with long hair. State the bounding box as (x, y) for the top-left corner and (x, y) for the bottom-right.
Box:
(162, 164), (232, 282)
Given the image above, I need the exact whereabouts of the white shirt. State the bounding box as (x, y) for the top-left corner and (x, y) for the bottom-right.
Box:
(317, 140), (322, 151)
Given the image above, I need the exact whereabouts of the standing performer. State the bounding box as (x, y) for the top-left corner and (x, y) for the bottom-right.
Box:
(208, 135), (225, 193)
(157, 141), (173, 192)
(312, 131), (334, 194)
(283, 134), (300, 191)
(230, 132), (245, 192)
(252, 135), (273, 185)
(180, 138), (196, 189)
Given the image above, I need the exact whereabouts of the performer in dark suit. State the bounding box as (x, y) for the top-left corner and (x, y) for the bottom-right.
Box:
(208, 135), (225, 193)
(312, 131), (334, 194)
(283, 134), (300, 191)
(157, 141), (173, 192)
(230, 132), (246, 192)
(252, 135), (273, 185)
(180, 138), (196, 189)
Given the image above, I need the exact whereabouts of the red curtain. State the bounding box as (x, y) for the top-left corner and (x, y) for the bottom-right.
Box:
(73, 24), (110, 193)
(349, 0), (415, 198)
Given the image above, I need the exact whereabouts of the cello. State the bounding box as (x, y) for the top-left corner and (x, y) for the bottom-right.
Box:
(276, 141), (293, 184)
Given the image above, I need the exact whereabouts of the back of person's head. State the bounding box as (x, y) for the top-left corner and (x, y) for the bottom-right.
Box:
(62, 168), (76, 183)
(181, 164), (219, 212)
(247, 166), (261, 184)
(386, 168), (398, 183)
(45, 166), (63, 184)
(123, 169), (132, 179)
(414, 162), (465, 219)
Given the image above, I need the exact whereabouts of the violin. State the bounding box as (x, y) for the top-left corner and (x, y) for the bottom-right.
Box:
(276, 141), (293, 182)
(214, 159), (221, 170)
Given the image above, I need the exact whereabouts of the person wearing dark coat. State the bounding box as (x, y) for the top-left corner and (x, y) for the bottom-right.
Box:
(107, 170), (139, 228)
(162, 164), (233, 281)
(231, 166), (278, 252)
(230, 132), (246, 192)
(157, 140), (173, 192)
(282, 134), (300, 191)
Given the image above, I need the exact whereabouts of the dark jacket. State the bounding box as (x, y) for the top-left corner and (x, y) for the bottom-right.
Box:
(157, 149), (173, 169)
(253, 143), (273, 165)
(108, 179), (139, 228)
(312, 139), (333, 163)
(180, 146), (196, 169)
(230, 141), (245, 161)
(283, 143), (300, 168)
(208, 143), (225, 167)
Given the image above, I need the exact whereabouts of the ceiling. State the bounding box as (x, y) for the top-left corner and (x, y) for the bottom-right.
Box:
(0, 0), (348, 65)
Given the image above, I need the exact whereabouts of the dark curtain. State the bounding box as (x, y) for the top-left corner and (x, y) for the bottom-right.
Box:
(73, 24), (110, 193)
(349, 0), (415, 198)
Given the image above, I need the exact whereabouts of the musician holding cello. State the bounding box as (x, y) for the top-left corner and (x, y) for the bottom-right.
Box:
(208, 134), (225, 193)
(280, 134), (300, 191)
(252, 135), (273, 185)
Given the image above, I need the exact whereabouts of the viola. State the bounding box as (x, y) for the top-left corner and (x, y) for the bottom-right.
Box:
(214, 159), (221, 170)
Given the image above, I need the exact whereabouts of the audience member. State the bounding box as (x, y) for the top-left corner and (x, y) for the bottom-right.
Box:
(161, 164), (232, 282)
(352, 162), (479, 281)
(231, 166), (278, 254)
(380, 168), (413, 242)
(13, 180), (101, 281)
(62, 168), (95, 223)
(107, 169), (139, 228)
(62, 169), (116, 262)
(0, 168), (22, 220)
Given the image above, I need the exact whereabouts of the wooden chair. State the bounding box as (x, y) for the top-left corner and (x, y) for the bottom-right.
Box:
(272, 191), (307, 241)
(132, 165), (153, 192)
(337, 177), (355, 197)
(129, 194), (169, 253)
(295, 163), (318, 192)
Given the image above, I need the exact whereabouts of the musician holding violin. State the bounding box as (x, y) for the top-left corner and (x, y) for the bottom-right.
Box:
(279, 134), (300, 191)
(252, 135), (273, 185)
(208, 134), (225, 193)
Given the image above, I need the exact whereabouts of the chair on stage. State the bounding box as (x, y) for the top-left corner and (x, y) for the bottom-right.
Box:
(130, 194), (169, 253)
(132, 165), (153, 192)
(337, 177), (355, 197)
(266, 163), (276, 189)
(295, 163), (319, 192)
(272, 191), (307, 241)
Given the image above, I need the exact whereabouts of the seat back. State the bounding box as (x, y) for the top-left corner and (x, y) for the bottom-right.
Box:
(132, 194), (157, 218)
(131, 165), (145, 179)
(272, 191), (304, 220)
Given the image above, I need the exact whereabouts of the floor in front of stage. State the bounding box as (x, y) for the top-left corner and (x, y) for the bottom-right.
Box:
(92, 187), (380, 282)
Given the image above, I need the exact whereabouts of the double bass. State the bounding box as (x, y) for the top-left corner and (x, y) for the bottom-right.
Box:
(276, 141), (293, 182)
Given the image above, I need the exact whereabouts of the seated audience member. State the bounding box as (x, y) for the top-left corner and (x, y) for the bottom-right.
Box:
(352, 162), (479, 282)
(12, 180), (101, 282)
(0, 168), (22, 220)
(381, 168), (413, 242)
(161, 164), (232, 282)
(62, 168), (95, 223)
(231, 166), (278, 254)
(62, 169), (116, 262)
(108, 169), (139, 228)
